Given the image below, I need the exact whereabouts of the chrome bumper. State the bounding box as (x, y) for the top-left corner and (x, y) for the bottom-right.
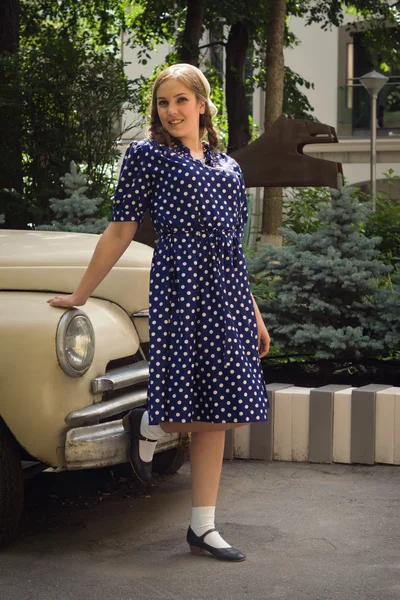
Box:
(91, 360), (150, 394)
(65, 387), (148, 427)
(64, 359), (185, 470)
(65, 420), (181, 470)
(66, 361), (150, 428)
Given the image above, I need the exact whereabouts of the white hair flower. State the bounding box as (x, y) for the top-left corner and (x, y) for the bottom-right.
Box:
(207, 98), (218, 117)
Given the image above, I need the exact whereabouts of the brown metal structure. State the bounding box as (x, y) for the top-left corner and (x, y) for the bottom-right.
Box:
(134, 114), (343, 248)
(231, 114), (342, 189)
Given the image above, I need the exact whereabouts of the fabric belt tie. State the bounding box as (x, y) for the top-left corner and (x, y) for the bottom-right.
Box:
(159, 226), (243, 239)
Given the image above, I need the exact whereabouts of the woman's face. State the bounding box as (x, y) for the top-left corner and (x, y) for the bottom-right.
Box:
(156, 78), (205, 143)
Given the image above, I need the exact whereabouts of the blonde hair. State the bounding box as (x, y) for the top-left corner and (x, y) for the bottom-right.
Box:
(148, 63), (219, 150)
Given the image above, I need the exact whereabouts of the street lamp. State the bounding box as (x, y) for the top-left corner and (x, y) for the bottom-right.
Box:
(359, 70), (389, 211)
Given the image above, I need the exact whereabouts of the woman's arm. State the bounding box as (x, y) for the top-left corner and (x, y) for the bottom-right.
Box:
(47, 221), (138, 307)
(250, 292), (271, 358)
(250, 292), (263, 324)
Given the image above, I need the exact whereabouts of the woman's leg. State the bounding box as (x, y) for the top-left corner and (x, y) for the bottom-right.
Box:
(188, 430), (230, 549)
(160, 423), (245, 540)
(190, 430), (225, 507)
(126, 410), (246, 557)
(124, 409), (246, 482)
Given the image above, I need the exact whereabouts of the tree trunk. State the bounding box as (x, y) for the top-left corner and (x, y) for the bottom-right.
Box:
(262, 0), (286, 246)
(226, 22), (251, 154)
(0, 0), (19, 53)
(0, 0), (23, 228)
(177, 0), (206, 66)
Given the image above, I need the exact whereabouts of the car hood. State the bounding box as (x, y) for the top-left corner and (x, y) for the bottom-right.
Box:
(0, 230), (153, 315)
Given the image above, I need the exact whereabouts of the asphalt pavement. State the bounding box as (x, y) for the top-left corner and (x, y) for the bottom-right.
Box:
(0, 459), (399, 600)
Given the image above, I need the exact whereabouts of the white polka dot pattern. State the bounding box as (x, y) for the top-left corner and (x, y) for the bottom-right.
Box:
(112, 139), (269, 424)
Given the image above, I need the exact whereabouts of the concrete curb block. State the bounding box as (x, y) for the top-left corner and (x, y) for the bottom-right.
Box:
(227, 383), (400, 465)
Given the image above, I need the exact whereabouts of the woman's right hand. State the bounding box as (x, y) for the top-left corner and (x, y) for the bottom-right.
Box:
(47, 293), (87, 308)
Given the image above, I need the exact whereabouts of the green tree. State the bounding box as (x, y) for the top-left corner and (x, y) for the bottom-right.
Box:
(262, 0), (286, 246)
(247, 185), (400, 370)
(0, 36), (138, 228)
(38, 161), (109, 233)
(281, 170), (400, 271)
(0, 0), (131, 228)
(282, 186), (330, 235)
(364, 170), (400, 267)
(0, 0), (23, 225)
(20, 0), (127, 50)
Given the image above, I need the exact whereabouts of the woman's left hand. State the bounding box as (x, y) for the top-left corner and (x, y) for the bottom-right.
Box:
(257, 322), (271, 359)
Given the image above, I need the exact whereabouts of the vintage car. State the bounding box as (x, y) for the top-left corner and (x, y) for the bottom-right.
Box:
(0, 229), (187, 547)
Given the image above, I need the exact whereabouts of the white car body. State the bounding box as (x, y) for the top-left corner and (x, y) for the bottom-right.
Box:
(0, 229), (183, 470)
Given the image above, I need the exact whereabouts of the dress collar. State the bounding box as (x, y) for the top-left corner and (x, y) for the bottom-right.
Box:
(171, 138), (212, 162)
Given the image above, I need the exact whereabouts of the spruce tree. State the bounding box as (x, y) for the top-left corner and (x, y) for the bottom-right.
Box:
(247, 184), (400, 363)
(38, 161), (108, 234)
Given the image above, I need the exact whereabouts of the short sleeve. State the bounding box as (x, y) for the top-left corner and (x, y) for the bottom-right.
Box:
(111, 141), (152, 227)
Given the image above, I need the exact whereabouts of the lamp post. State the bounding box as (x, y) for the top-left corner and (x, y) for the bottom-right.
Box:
(359, 70), (389, 211)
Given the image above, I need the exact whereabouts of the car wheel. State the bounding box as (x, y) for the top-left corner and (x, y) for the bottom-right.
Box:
(152, 446), (186, 476)
(0, 420), (24, 548)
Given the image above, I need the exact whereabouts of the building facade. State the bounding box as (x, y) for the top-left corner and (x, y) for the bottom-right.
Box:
(283, 13), (400, 187)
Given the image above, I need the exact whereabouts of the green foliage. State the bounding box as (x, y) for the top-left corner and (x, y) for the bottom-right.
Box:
(247, 61), (316, 120)
(37, 161), (108, 233)
(283, 171), (400, 270)
(124, 0), (183, 55)
(283, 67), (315, 120)
(303, 0), (400, 70)
(283, 186), (330, 235)
(364, 170), (400, 267)
(303, 0), (397, 29)
(0, 37), (138, 226)
(21, 0), (127, 51)
(3, 0), (399, 229)
(247, 185), (400, 362)
(202, 63), (229, 150)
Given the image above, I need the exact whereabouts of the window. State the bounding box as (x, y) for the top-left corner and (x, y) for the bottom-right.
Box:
(338, 24), (400, 137)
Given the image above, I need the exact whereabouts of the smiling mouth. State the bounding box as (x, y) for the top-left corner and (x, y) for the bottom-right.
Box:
(168, 120), (184, 125)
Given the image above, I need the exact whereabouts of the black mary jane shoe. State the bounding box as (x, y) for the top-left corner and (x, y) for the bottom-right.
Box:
(187, 526), (246, 562)
(122, 407), (156, 484)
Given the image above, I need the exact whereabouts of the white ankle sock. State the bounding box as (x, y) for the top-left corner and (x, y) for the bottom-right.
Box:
(140, 410), (164, 440)
(138, 410), (164, 462)
(191, 506), (231, 549)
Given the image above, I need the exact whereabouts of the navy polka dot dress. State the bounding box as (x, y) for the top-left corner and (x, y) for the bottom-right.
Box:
(112, 138), (269, 424)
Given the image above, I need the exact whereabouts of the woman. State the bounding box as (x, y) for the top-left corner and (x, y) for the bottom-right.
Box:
(48, 63), (271, 562)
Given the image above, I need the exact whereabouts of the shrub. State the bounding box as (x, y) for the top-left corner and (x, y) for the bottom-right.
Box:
(37, 161), (108, 233)
(0, 37), (139, 228)
(247, 185), (400, 363)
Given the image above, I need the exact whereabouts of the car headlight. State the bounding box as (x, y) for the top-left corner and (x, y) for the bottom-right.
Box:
(56, 309), (95, 377)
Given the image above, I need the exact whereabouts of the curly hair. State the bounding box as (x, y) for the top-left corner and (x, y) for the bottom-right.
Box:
(147, 63), (219, 150)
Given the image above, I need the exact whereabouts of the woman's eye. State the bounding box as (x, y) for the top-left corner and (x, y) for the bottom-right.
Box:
(178, 97), (188, 102)
(158, 100), (167, 106)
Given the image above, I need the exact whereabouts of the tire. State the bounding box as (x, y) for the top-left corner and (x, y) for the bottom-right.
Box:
(152, 447), (186, 476)
(0, 421), (24, 548)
